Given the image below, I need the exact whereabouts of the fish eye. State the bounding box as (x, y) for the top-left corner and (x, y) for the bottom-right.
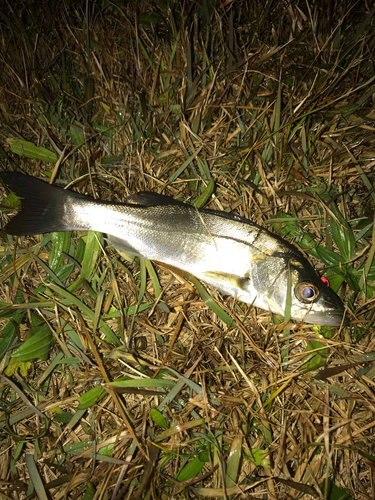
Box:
(295, 282), (319, 303)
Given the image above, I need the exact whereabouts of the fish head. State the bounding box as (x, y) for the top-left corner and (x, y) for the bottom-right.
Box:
(290, 275), (348, 326)
(201, 256), (347, 326)
(258, 256), (348, 326)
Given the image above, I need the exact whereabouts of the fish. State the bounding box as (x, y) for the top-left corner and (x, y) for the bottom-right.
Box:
(0, 171), (348, 326)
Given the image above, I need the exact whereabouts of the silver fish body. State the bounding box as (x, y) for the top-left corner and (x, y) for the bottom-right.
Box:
(0, 172), (347, 326)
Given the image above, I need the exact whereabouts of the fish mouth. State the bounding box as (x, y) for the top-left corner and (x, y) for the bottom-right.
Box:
(303, 309), (349, 327)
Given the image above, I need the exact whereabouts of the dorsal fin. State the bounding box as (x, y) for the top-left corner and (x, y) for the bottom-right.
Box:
(127, 191), (187, 207)
(201, 207), (255, 225)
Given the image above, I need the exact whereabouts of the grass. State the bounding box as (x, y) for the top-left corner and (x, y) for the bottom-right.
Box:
(0, 0), (375, 498)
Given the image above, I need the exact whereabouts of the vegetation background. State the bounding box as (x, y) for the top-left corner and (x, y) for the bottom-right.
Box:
(0, 0), (375, 498)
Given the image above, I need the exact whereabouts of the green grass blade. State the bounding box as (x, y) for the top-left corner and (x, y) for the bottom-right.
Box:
(138, 258), (147, 302)
(194, 179), (215, 208)
(224, 436), (242, 495)
(81, 231), (102, 281)
(7, 139), (57, 162)
(169, 147), (203, 183)
(25, 454), (49, 500)
(189, 276), (236, 327)
(176, 456), (205, 482)
(11, 322), (53, 362)
(48, 283), (120, 345)
(105, 378), (174, 389)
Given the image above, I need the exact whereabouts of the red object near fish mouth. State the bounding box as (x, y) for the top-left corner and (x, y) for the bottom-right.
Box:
(321, 277), (330, 287)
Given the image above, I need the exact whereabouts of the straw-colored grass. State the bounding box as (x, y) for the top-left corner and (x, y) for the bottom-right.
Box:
(0, 1), (375, 499)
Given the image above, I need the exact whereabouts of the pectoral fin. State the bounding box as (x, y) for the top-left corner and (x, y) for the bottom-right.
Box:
(201, 271), (250, 291)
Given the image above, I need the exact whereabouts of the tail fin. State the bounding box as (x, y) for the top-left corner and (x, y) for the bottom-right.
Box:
(0, 171), (88, 236)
